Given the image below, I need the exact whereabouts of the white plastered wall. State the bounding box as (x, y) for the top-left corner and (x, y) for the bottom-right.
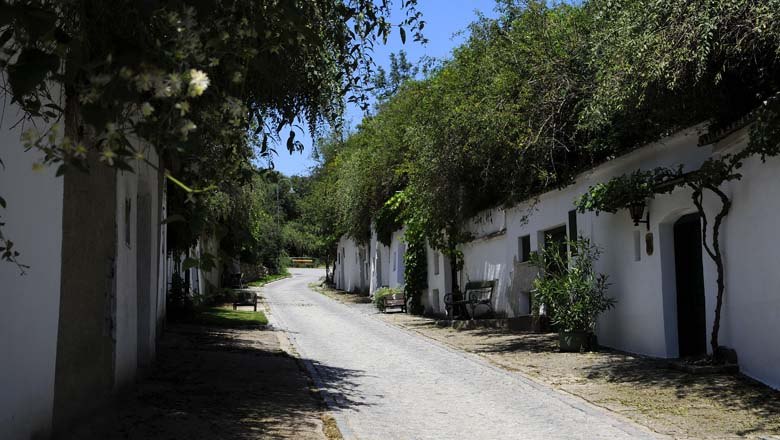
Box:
(334, 235), (367, 292)
(114, 148), (162, 387)
(369, 225), (391, 295)
(422, 243), (450, 315)
(0, 104), (65, 439)
(113, 170), (139, 387)
(706, 128), (780, 389)
(388, 228), (406, 289)
(433, 124), (780, 387)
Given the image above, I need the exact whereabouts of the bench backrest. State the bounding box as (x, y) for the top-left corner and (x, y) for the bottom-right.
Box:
(229, 273), (244, 288)
(383, 293), (405, 303)
(464, 280), (495, 301)
(236, 291), (257, 303)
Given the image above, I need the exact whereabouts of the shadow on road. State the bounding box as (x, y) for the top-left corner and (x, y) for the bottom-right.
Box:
(63, 324), (368, 440)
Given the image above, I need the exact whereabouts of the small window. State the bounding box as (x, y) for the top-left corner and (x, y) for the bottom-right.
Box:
(124, 197), (132, 247)
(433, 251), (440, 275)
(393, 251), (397, 271)
(518, 235), (531, 263)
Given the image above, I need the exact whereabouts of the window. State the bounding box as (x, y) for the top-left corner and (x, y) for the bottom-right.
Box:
(393, 251), (397, 271)
(518, 235), (531, 263)
(124, 197), (132, 247)
(433, 251), (440, 275)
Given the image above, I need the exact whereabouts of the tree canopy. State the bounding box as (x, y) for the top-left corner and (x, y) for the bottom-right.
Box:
(0, 0), (425, 269)
(309, 0), (780, 293)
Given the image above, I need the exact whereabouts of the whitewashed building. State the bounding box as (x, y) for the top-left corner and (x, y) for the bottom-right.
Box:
(337, 123), (780, 390)
(334, 235), (369, 293)
(0, 96), (172, 437)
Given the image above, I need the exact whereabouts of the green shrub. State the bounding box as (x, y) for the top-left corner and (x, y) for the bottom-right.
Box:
(203, 287), (239, 306)
(531, 237), (615, 333)
(167, 272), (193, 316)
(373, 286), (403, 312)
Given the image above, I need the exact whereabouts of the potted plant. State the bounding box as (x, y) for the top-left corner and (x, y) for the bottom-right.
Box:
(531, 237), (615, 352)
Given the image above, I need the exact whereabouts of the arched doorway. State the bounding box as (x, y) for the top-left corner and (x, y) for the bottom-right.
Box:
(674, 213), (707, 357)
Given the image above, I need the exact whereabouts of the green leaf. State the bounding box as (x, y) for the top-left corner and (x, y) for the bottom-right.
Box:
(113, 160), (136, 173)
(399, 26), (406, 44)
(182, 257), (199, 271)
(7, 48), (60, 99)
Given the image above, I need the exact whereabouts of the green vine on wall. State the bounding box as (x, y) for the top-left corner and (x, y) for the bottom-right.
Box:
(402, 222), (427, 315)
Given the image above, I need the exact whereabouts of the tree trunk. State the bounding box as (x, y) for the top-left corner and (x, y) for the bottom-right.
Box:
(449, 250), (459, 294)
(691, 185), (731, 362)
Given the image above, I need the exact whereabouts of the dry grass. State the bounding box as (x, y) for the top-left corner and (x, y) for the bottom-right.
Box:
(309, 283), (372, 304)
(321, 414), (343, 440)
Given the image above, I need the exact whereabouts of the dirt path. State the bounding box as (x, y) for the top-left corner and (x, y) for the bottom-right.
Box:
(65, 322), (335, 439)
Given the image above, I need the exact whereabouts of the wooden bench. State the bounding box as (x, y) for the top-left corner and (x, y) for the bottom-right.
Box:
(290, 257), (315, 268)
(382, 292), (407, 313)
(233, 290), (258, 311)
(444, 280), (496, 319)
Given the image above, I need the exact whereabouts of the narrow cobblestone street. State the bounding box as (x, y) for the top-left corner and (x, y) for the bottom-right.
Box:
(265, 269), (663, 440)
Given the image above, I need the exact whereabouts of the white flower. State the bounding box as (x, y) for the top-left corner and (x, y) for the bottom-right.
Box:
(73, 143), (88, 159)
(168, 73), (183, 94)
(21, 127), (39, 145)
(180, 120), (197, 138)
(99, 148), (116, 166)
(141, 102), (154, 117)
(135, 72), (153, 92)
(175, 101), (190, 116)
(90, 74), (112, 86)
(188, 69), (209, 97)
(154, 74), (180, 98)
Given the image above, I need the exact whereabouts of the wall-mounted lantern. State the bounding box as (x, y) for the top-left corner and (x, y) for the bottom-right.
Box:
(628, 201), (650, 230)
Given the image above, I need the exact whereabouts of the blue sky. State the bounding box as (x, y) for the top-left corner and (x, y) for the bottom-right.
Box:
(270, 0), (500, 176)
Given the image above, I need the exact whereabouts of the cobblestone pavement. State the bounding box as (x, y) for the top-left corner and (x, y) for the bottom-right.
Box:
(263, 269), (665, 440)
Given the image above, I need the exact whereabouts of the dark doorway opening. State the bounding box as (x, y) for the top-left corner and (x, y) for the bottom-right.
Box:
(674, 214), (707, 358)
(543, 225), (569, 274)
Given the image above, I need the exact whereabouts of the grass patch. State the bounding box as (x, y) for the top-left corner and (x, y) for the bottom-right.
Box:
(321, 414), (343, 440)
(179, 306), (268, 328)
(247, 271), (290, 287)
(310, 283), (372, 304)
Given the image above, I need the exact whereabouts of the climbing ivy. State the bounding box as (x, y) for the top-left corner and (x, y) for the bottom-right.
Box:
(401, 217), (427, 315)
